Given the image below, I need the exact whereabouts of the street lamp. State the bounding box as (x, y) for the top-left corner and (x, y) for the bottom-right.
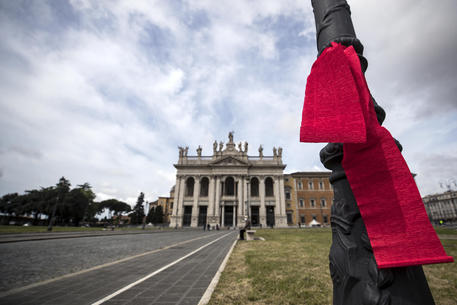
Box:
(309, 0), (437, 304)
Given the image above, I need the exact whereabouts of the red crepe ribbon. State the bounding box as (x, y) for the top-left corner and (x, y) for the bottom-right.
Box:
(300, 42), (453, 268)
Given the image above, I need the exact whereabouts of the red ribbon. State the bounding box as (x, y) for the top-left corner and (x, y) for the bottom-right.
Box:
(300, 43), (453, 268)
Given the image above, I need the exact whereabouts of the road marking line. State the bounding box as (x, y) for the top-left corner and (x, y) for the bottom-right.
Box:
(91, 232), (234, 305)
(198, 238), (238, 305)
(0, 232), (221, 298)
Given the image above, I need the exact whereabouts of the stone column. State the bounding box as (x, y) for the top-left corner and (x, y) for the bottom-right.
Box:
(170, 175), (181, 227)
(244, 176), (249, 216)
(215, 176), (221, 218)
(260, 176), (266, 226)
(221, 205), (225, 226)
(191, 177), (200, 227)
(176, 177), (186, 227)
(237, 176), (244, 226)
(208, 176), (215, 219)
(274, 175), (281, 226)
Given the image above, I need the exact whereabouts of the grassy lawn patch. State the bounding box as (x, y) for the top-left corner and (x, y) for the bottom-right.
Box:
(434, 226), (457, 235)
(209, 228), (457, 305)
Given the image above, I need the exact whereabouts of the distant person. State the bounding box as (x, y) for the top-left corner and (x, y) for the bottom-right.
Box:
(240, 218), (251, 240)
(207, 223), (210, 231)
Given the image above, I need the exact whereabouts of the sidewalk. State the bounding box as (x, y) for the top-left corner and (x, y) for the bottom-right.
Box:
(0, 229), (174, 244)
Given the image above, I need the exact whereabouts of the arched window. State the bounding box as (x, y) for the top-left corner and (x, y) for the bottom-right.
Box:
(225, 177), (235, 196)
(250, 177), (259, 197)
(185, 177), (194, 196)
(200, 177), (209, 197)
(265, 177), (274, 197)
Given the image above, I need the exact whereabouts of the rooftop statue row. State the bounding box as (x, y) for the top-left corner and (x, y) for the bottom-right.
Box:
(177, 132), (282, 159)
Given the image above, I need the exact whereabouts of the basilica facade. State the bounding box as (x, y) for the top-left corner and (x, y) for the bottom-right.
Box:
(170, 133), (288, 228)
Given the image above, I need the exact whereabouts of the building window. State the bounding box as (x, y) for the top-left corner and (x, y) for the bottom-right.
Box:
(323, 215), (328, 223)
(300, 216), (305, 224)
(298, 181), (303, 190)
(312, 214), (317, 220)
(200, 177), (209, 197)
(285, 190), (291, 200)
(321, 199), (326, 207)
(250, 177), (259, 197)
(287, 203), (291, 208)
(185, 177), (194, 196)
(310, 199), (315, 208)
(285, 178), (289, 182)
(308, 181), (313, 190)
(225, 177), (235, 195)
(265, 177), (274, 197)
(319, 181), (324, 190)
(299, 199), (304, 207)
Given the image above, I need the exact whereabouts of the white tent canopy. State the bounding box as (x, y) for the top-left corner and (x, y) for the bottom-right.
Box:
(308, 219), (321, 227)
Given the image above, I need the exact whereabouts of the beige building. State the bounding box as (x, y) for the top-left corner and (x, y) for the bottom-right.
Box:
(284, 172), (333, 226)
(170, 132), (287, 228)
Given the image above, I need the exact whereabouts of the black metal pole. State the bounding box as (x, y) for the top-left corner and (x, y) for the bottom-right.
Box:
(310, 1), (436, 304)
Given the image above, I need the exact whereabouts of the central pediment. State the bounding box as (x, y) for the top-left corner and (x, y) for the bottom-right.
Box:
(210, 156), (249, 167)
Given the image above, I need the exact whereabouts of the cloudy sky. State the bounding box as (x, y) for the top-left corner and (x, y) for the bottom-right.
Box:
(1, 0), (456, 206)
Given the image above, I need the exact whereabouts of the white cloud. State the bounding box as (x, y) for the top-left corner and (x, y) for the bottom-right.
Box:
(0, 0), (456, 205)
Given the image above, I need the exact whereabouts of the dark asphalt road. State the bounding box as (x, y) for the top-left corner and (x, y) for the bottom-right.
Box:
(0, 230), (238, 305)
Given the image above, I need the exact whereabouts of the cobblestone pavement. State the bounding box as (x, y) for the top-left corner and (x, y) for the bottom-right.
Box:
(0, 230), (237, 297)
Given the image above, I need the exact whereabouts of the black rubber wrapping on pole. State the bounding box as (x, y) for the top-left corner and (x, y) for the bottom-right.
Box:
(311, 0), (367, 71)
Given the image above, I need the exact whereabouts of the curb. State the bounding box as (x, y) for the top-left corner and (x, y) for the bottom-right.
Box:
(0, 230), (179, 244)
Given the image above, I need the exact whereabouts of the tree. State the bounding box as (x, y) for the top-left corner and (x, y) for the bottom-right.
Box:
(130, 192), (145, 225)
(48, 177), (71, 230)
(100, 199), (131, 225)
(153, 205), (164, 224)
(146, 206), (155, 224)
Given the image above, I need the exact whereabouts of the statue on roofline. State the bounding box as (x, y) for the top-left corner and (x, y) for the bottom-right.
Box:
(258, 145), (263, 158)
(238, 142), (242, 151)
(228, 131), (234, 143)
(219, 141), (224, 152)
(273, 147), (277, 157)
(244, 141), (248, 153)
(278, 147), (282, 158)
(213, 140), (217, 154)
(197, 145), (202, 157)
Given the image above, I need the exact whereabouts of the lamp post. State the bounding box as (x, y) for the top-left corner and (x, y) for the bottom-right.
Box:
(310, 0), (436, 304)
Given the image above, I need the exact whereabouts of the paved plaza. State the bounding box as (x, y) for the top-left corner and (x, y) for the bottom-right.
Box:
(0, 230), (238, 305)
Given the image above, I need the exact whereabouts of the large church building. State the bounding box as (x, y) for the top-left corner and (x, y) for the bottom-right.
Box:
(170, 133), (288, 228)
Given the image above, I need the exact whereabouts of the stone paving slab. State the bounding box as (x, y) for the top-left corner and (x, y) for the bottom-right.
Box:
(0, 231), (237, 305)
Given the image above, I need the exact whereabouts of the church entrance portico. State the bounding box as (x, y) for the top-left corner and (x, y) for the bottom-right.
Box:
(183, 206), (192, 227)
(266, 206), (275, 227)
(251, 206), (260, 226)
(198, 206), (207, 227)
